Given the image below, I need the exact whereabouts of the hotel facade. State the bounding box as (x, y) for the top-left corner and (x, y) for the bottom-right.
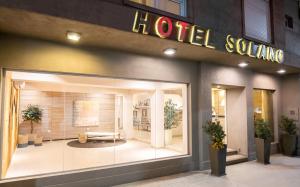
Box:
(0, 0), (300, 186)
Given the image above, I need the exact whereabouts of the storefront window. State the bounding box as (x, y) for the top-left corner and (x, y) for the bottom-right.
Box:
(243, 0), (272, 43)
(253, 89), (274, 141)
(130, 0), (187, 16)
(1, 71), (188, 179)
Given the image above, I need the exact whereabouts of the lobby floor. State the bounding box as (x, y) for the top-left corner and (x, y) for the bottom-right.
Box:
(116, 155), (300, 187)
(5, 139), (182, 179)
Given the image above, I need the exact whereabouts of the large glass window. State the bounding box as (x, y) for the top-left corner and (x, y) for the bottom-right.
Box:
(253, 89), (274, 141)
(130, 0), (187, 16)
(1, 71), (188, 179)
(243, 0), (272, 43)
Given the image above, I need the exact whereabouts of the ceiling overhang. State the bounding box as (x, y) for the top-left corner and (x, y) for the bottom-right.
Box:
(0, 7), (299, 75)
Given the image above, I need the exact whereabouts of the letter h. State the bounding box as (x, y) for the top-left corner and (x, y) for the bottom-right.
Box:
(132, 11), (150, 34)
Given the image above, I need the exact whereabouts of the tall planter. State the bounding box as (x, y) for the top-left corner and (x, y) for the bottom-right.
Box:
(255, 138), (271, 164)
(209, 144), (227, 176)
(164, 129), (173, 146)
(297, 135), (300, 156)
(203, 121), (226, 177)
(255, 119), (272, 164)
(279, 116), (298, 157)
(281, 134), (297, 156)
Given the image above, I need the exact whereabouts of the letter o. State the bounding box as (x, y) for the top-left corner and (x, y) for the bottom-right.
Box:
(155, 17), (173, 38)
(275, 50), (284, 63)
(236, 39), (247, 55)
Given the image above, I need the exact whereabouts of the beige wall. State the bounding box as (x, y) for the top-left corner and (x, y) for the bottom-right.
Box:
(226, 87), (247, 155)
(282, 75), (300, 128)
(19, 90), (115, 140)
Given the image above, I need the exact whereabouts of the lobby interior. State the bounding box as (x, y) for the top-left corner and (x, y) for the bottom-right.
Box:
(2, 71), (188, 179)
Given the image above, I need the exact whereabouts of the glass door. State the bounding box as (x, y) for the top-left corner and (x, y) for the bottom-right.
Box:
(253, 89), (274, 141)
(211, 87), (227, 144)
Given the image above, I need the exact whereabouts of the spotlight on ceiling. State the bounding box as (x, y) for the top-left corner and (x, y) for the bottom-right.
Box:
(66, 31), (81, 42)
(277, 69), (286, 74)
(238, 62), (249, 68)
(163, 48), (176, 56)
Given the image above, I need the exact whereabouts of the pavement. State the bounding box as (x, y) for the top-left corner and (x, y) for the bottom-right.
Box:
(115, 154), (300, 187)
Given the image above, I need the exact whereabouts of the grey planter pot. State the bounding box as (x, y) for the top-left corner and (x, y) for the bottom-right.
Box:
(281, 134), (297, 156)
(255, 138), (271, 164)
(209, 144), (227, 176)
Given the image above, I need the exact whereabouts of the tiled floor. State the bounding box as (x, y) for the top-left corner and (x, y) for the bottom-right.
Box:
(5, 139), (182, 179)
(116, 155), (300, 187)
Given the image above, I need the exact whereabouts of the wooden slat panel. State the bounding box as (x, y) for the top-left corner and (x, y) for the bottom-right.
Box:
(19, 90), (115, 140)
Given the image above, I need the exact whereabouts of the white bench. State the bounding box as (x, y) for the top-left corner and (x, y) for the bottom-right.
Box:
(85, 132), (120, 141)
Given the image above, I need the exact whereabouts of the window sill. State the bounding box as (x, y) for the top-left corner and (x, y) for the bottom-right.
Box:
(243, 35), (274, 47)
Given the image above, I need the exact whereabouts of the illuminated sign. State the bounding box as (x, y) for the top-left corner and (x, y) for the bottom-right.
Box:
(225, 35), (284, 63)
(132, 11), (215, 49)
(132, 11), (284, 63)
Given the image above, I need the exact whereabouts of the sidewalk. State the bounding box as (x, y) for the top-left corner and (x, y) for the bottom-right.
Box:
(116, 155), (300, 187)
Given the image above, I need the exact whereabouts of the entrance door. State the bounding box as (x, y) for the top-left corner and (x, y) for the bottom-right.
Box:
(211, 86), (248, 158)
(253, 89), (274, 141)
(211, 87), (227, 144)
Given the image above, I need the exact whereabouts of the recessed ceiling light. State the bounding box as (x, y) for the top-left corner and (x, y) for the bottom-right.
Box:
(216, 85), (221, 89)
(66, 31), (81, 42)
(238, 62), (248, 68)
(163, 48), (176, 56)
(277, 69), (286, 74)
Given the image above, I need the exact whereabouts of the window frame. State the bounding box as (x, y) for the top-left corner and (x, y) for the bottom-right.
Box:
(124, 0), (193, 23)
(241, 0), (275, 45)
(0, 69), (192, 180)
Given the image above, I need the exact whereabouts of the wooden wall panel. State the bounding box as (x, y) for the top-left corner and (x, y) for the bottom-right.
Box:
(19, 90), (115, 140)
(1, 74), (19, 178)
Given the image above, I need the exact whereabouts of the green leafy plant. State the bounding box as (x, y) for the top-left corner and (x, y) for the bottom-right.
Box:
(164, 99), (179, 130)
(203, 120), (226, 150)
(255, 119), (272, 140)
(22, 105), (42, 134)
(280, 115), (297, 135)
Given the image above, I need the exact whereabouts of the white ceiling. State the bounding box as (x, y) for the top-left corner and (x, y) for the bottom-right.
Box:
(11, 71), (185, 91)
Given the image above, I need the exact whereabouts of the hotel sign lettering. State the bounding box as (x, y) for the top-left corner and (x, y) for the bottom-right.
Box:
(132, 11), (215, 49)
(225, 35), (284, 64)
(132, 10), (284, 64)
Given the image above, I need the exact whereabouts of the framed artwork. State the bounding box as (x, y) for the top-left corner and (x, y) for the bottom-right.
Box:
(73, 100), (100, 127)
(288, 107), (299, 121)
(142, 109), (147, 117)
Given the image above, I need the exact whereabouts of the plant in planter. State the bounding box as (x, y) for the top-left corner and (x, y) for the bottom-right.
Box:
(255, 119), (272, 164)
(22, 105), (42, 145)
(203, 120), (226, 176)
(164, 99), (179, 145)
(280, 115), (298, 156)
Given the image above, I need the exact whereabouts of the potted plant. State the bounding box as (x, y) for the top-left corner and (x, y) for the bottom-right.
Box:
(22, 105), (42, 145)
(280, 116), (298, 156)
(164, 99), (179, 145)
(203, 120), (226, 176)
(255, 119), (272, 164)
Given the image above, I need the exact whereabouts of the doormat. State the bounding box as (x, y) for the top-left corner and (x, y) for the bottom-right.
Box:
(67, 139), (126, 148)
